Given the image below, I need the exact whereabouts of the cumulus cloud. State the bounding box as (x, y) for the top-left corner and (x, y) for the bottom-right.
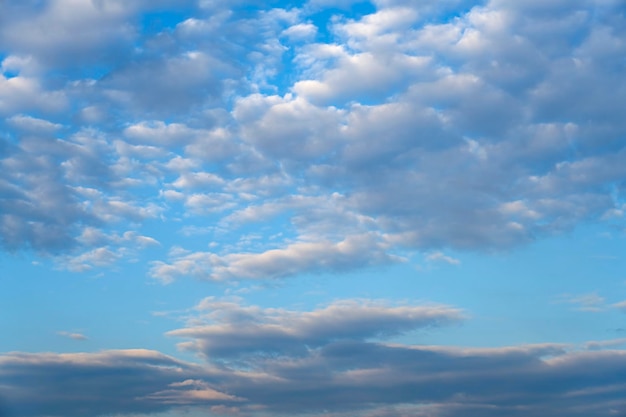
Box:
(0, 0), (624, 281)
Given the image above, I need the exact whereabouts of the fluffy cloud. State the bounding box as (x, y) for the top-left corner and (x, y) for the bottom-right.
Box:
(0, 0), (624, 278)
(0, 0), (136, 70)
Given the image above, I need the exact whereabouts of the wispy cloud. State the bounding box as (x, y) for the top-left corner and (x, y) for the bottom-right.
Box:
(426, 251), (461, 266)
(57, 331), (89, 341)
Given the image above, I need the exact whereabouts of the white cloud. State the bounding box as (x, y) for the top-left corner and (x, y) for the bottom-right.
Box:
(7, 114), (63, 133)
(282, 23), (318, 41)
(426, 251), (461, 266)
(150, 234), (397, 283)
(613, 300), (626, 313)
(171, 172), (225, 189)
(124, 121), (199, 146)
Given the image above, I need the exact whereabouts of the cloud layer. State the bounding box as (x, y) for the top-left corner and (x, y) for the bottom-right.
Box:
(0, 0), (624, 281)
(2, 298), (626, 417)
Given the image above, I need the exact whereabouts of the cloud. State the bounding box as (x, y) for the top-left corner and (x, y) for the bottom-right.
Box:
(57, 331), (89, 341)
(142, 379), (243, 404)
(3, 327), (626, 417)
(557, 292), (607, 312)
(104, 51), (233, 116)
(150, 234), (397, 283)
(0, 0), (625, 278)
(216, 343), (626, 417)
(613, 300), (626, 313)
(6, 342), (626, 417)
(0, 139), (92, 252)
(584, 338), (626, 351)
(0, 349), (233, 417)
(168, 297), (465, 359)
(426, 251), (461, 265)
(282, 23), (318, 41)
(0, 71), (67, 115)
(7, 114), (63, 133)
(0, 0), (137, 70)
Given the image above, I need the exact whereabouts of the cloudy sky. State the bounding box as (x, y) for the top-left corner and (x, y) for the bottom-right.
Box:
(1, 0), (626, 416)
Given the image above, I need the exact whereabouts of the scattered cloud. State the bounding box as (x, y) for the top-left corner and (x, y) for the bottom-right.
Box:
(0, 0), (624, 276)
(2, 1), (626, 416)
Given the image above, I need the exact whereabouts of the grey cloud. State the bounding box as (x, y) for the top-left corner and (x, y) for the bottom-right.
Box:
(234, 94), (345, 162)
(0, 125), (163, 256)
(0, 0), (136, 71)
(7, 115), (63, 134)
(0, 0), (200, 72)
(103, 51), (232, 116)
(168, 298), (464, 359)
(2, 339), (626, 417)
(293, 0), (626, 251)
(0, 349), (232, 417)
(0, 72), (67, 115)
(218, 343), (626, 417)
(0, 140), (93, 252)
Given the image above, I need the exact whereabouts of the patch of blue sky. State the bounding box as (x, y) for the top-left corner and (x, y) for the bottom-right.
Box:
(229, 221), (626, 348)
(421, 0), (486, 25)
(141, 9), (197, 36)
(255, 2), (377, 96)
(305, 1), (377, 43)
(0, 252), (206, 358)
(0, 61), (19, 80)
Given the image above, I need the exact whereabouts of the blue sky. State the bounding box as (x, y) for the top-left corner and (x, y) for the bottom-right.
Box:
(1, 0), (626, 416)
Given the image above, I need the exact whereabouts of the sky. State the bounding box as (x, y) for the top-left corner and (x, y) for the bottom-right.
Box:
(1, 0), (626, 416)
